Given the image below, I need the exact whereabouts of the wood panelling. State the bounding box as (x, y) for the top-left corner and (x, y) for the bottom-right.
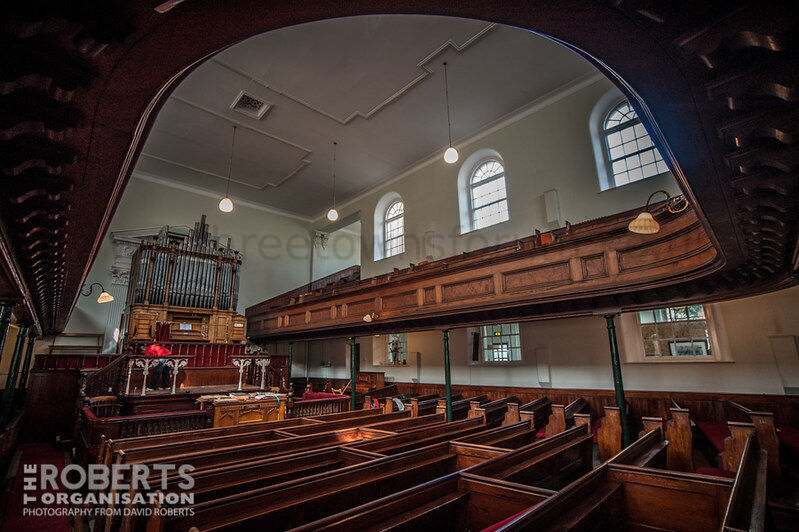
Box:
(502, 261), (571, 292)
(309, 307), (331, 323)
(441, 276), (495, 302)
(382, 290), (418, 311)
(248, 209), (723, 341)
(581, 254), (607, 280)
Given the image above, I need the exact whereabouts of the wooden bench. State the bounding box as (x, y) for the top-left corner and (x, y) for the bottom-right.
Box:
(348, 416), (489, 455)
(436, 394), (487, 420)
(518, 396), (551, 433)
(469, 395), (520, 427)
(453, 419), (541, 450)
(290, 472), (552, 532)
(463, 424), (593, 491)
(275, 411), (411, 436)
(544, 396), (589, 437)
(411, 393), (462, 417)
(146, 442), (495, 531)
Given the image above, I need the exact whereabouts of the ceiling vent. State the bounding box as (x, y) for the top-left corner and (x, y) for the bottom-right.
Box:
(230, 90), (271, 120)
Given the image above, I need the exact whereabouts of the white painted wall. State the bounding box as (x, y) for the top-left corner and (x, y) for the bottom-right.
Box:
(64, 176), (315, 336)
(310, 222), (361, 282)
(294, 286), (799, 395)
(322, 76), (681, 278)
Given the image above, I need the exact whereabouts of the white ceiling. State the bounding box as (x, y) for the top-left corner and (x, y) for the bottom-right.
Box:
(135, 15), (596, 219)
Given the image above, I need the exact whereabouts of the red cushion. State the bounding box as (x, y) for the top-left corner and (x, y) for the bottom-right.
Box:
(480, 506), (537, 532)
(301, 392), (345, 401)
(695, 467), (736, 479)
(145, 344), (172, 357)
(535, 426), (546, 438)
(696, 421), (730, 453)
(592, 418), (602, 444)
(778, 426), (799, 453)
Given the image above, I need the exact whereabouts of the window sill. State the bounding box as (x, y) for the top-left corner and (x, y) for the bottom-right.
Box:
(597, 170), (671, 194)
(469, 361), (525, 367)
(373, 251), (406, 263)
(459, 218), (511, 236)
(624, 357), (733, 364)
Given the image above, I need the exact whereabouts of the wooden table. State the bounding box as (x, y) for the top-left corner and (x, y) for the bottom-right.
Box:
(198, 393), (287, 428)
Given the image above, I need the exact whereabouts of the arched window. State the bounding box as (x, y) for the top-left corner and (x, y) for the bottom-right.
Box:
(384, 200), (405, 258)
(602, 100), (668, 187)
(470, 159), (509, 230)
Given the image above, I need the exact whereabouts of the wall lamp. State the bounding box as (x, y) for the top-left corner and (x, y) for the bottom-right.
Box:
(628, 190), (688, 234)
(363, 312), (379, 323)
(81, 283), (114, 304)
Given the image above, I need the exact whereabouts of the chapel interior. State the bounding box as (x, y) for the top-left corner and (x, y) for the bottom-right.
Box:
(0, 2), (797, 531)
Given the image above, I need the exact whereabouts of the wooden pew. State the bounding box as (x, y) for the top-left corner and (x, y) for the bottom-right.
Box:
(276, 411), (411, 436)
(98, 416), (321, 467)
(463, 424), (593, 491)
(405, 393), (439, 416)
(436, 395), (488, 420)
(124, 446), (383, 531)
(146, 442), (495, 531)
(453, 420), (540, 450)
(363, 412), (446, 433)
(411, 393), (462, 417)
(518, 396), (551, 432)
(348, 417), (489, 455)
(290, 472), (552, 532)
(596, 405), (623, 461)
(729, 401), (781, 487)
(721, 432), (768, 531)
(544, 397), (588, 437)
(493, 459), (735, 531)
(469, 395), (520, 427)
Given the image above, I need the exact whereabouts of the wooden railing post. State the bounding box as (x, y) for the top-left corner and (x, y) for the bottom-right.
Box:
(287, 342), (293, 388)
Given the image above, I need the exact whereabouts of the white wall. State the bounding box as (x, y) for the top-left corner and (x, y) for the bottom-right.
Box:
(295, 286), (799, 395)
(310, 222), (361, 282)
(322, 76), (681, 278)
(64, 176), (314, 336)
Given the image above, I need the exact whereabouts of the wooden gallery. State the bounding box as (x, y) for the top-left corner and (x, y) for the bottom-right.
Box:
(0, 2), (797, 530)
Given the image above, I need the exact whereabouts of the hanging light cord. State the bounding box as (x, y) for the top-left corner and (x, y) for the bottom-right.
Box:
(332, 141), (338, 208)
(226, 126), (237, 197)
(443, 62), (453, 147)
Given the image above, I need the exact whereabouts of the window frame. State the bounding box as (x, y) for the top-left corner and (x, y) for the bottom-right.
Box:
(619, 303), (731, 364)
(383, 199), (405, 259)
(468, 158), (510, 230)
(591, 93), (671, 192)
(471, 322), (523, 365)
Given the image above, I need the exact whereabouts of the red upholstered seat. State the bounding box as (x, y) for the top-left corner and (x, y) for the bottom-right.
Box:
(536, 426), (546, 438)
(695, 467), (736, 479)
(778, 426), (799, 453)
(592, 418), (602, 444)
(301, 392), (345, 401)
(480, 506), (536, 532)
(696, 421), (730, 453)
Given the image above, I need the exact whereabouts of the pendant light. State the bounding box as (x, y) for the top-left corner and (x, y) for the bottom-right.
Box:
(442, 62), (458, 164)
(326, 141), (340, 221)
(628, 190), (688, 234)
(219, 125), (236, 213)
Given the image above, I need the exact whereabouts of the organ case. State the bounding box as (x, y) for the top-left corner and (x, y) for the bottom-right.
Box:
(125, 215), (246, 344)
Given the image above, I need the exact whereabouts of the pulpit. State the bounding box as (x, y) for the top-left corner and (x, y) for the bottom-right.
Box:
(197, 393), (287, 427)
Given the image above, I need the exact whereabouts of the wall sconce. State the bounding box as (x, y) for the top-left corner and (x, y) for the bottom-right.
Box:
(628, 190), (688, 234)
(81, 282), (114, 304)
(363, 312), (379, 323)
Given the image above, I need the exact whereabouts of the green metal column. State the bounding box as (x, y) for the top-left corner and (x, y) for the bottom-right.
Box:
(17, 330), (37, 395)
(605, 314), (630, 447)
(0, 303), (13, 369)
(443, 329), (452, 422)
(286, 342), (293, 387)
(349, 337), (357, 411)
(0, 323), (28, 427)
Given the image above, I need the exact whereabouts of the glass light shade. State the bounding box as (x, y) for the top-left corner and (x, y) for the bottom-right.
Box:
(97, 291), (115, 304)
(218, 197), (234, 213)
(443, 146), (459, 164)
(362, 313), (372, 323)
(326, 207), (339, 222)
(628, 211), (660, 234)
